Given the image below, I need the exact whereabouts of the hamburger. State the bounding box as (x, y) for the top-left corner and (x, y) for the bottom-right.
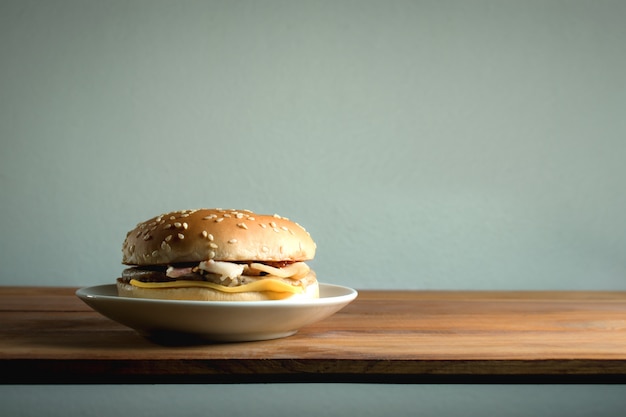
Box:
(117, 208), (319, 301)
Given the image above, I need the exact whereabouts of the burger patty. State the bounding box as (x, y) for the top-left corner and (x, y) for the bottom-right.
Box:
(119, 261), (315, 288)
(120, 265), (198, 282)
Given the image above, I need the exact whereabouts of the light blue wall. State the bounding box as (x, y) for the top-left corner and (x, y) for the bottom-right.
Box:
(2, 0), (626, 291)
(2, 384), (625, 417)
(1, 0), (625, 415)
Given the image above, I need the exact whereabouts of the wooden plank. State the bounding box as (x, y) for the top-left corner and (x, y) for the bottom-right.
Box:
(1, 287), (626, 383)
(0, 286), (88, 312)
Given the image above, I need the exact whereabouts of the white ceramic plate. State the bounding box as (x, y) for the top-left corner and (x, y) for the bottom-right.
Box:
(76, 283), (357, 342)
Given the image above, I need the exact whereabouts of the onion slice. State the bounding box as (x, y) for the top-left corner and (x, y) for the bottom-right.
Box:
(248, 262), (310, 279)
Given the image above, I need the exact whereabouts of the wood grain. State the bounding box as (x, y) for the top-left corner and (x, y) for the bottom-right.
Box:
(2, 287), (626, 384)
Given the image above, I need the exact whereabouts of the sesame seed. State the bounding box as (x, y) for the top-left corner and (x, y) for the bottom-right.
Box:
(209, 243), (218, 249)
(174, 222), (182, 228)
(281, 226), (288, 231)
(228, 239), (237, 244)
(203, 215), (217, 220)
(269, 221), (277, 228)
(163, 224), (172, 229)
(259, 223), (267, 228)
(273, 228), (280, 233)
(208, 250), (216, 259)
(178, 233), (185, 240)
(143, 234), (151, 241)
(207, 233), (214, 241)
(273, 214), (282, 219)
(182, 222), (188, 230)
(164, 234), (172, 242)
(215, 218), (224, 223)
(247, 216), (255, 221)
(237, 223), (248, 230)
(151, 250), (159, 257)
(223, 213), (231, 218)
(201, 230), (208, 238)
(236, 213), (244, 219)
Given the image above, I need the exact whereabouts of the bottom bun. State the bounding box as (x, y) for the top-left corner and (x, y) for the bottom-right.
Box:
(116, 280), (319, 301)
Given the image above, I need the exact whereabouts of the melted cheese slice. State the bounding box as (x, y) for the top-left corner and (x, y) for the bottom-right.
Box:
(129, 278), (304, 294)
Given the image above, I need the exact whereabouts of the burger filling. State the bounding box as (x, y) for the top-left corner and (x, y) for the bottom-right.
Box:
(117, 260), (315, 295)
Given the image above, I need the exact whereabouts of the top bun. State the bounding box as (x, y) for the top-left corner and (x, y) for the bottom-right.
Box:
(122, 208), (316, 266)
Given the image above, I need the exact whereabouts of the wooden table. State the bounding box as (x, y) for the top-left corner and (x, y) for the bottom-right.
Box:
(2, 287), (626, 384)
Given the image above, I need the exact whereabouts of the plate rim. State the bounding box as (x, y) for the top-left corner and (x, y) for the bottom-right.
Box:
(76, 282), (358, 308)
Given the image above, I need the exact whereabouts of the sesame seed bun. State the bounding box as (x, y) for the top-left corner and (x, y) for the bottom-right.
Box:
(122, 208), (316, 265)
